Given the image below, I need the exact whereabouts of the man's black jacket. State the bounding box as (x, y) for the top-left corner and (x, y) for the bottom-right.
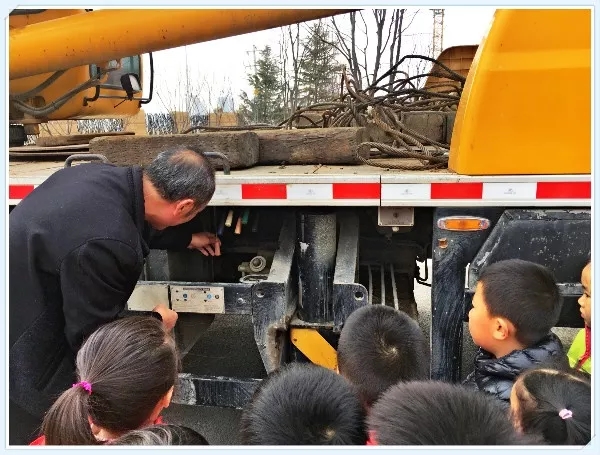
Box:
(9, 163), (198, 417)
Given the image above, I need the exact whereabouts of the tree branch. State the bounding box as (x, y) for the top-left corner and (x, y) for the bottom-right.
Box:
(330, 14), (361, 88)
(371, 9), (386, 93)
(395, 10), (405, 63)
(402, 9), (419, 33)
(382, 9), (395, 53)
(331, 17), (353, 60)
(349, 12), (363, 88)
(360, 12), (370, 87)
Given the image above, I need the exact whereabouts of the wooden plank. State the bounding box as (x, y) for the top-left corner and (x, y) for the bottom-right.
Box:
(9, 151), (83, 160)
(255, 127), (367, 165)
(9, 144), (89, 152)
(35, 131), (134, 147)
(9, 143), (90, 161)
(89, 132), (259, 169)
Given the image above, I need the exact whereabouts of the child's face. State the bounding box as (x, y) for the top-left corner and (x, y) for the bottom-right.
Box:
(468, 282), (496, 353)
(578, 263), (591, 327)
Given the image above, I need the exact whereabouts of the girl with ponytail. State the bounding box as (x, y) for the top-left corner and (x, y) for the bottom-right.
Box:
(32, 316), (179, 445)
(510, 368), (591, 445)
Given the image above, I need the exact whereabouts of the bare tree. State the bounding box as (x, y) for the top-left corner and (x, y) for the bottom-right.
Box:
(289, 25), (303, 113)
(279, 24), (305, 117)
(279, 29), (290, 118)
(407, 42), (434, 88)
(370, 10), (385, 92)
(329, 11), (363, 89)
(387, 9), (405, 91)
(325, 9), (421, 92)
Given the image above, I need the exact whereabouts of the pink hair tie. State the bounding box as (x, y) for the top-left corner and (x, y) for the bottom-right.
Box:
(559, 409), (573, 419)
(72, 381), (92, 395)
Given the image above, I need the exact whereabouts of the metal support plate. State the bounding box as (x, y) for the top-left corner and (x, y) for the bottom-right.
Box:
(332, 211), (368, 332)
(127, 282), (169, 311)
(171, 285), (225, 314)
(378, 207), (414, 226)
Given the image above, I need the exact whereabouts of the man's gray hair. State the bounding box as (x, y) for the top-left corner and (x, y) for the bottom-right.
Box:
(144, 146), (216, 208)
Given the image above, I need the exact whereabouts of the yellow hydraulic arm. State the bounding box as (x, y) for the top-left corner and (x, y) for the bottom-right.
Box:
(9, 9), (353, 81)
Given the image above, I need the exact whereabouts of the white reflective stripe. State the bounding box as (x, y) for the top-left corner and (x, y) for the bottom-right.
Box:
(381, 183), (431, 200)
(287, 183), (333, 200)
(482, 182), (538, 200)
(210, 184), (242, 203)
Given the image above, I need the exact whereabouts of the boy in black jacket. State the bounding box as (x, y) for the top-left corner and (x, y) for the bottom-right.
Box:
(462, 259), (569, 403)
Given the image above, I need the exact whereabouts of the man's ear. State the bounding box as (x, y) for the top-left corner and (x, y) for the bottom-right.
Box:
(174, 199), (195, 216)
(492, 317), (513, 341)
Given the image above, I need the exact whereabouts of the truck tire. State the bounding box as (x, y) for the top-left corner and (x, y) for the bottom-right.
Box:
(9, 125), (26, 147)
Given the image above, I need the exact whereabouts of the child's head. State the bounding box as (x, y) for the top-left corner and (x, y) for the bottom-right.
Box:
(240, 363), (366, 445)
(108, 424), (209, 445)
(42, 316), (179, 445)
(468, 259), (561, 356)
(337, 305), (429, 408)
(510, 368), (591, 445)
(368, 380), (534, 445)
(578, 260), (591, 327)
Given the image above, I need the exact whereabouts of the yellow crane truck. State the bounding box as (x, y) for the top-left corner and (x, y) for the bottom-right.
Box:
(8, 8), (591, 408)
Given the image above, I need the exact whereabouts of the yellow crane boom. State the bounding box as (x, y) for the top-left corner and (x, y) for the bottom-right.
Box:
(9, 9), (352, 80)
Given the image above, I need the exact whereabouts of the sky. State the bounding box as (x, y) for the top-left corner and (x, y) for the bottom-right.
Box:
(142, 7), (496, 114)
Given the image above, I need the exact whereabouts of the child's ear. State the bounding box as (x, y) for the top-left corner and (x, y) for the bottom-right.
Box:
(492, 317), (513, 341)
(163, 386), (175, 408)
(88, 416), (101, 436)
(162, 385), (175, 408)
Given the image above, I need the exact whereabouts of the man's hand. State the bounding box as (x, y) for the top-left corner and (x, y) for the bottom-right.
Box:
(152, 304), (178, 331)
(188, 232), (221, 257)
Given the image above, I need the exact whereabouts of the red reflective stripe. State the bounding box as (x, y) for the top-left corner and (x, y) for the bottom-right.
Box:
(536, 182), (591, 199)
(431, 182), (483, 199)
(241, 184), (287, 199)
(9, 184), (35, 200)
(332, 183), (380, 199)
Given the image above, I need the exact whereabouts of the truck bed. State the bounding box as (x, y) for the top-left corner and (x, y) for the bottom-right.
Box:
(9, 159), (591, 208)
(9, 158), (452, 178)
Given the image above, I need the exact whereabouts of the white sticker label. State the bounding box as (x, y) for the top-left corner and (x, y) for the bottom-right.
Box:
(171, 286), (225, 314)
